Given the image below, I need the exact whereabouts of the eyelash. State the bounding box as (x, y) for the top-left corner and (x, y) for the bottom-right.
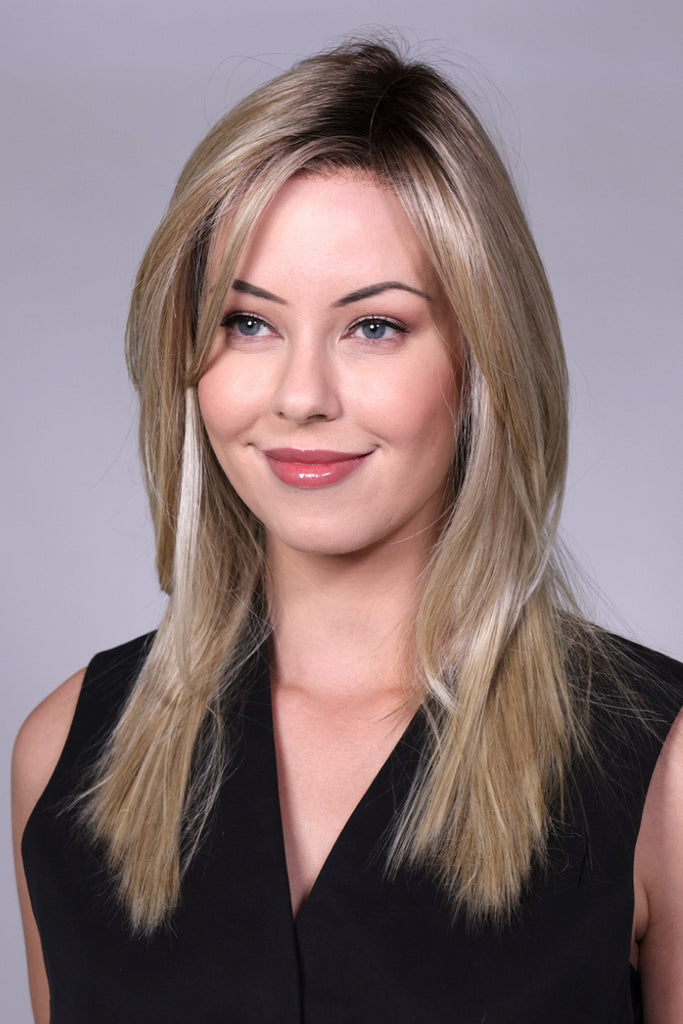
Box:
(347, 316), (408, 341)
(220, 312), (274, 337)
(219, 312), (409, 342)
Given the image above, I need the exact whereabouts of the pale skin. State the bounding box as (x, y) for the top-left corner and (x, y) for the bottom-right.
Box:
(12, 173), (683, 1022)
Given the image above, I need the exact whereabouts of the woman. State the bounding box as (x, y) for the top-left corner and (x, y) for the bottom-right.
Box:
(12, 39), (683, 1023)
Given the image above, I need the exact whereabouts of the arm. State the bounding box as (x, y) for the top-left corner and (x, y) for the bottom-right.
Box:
(11, 669), (85, 1024)
(633, 706), (683, 1023)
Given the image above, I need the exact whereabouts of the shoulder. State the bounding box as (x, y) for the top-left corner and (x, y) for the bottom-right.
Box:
(11, 633), (154, 1023)
(12, 669), (86, 839)
(11, 669), (87, 1024)
(583, 632), (683, 745)
(83, 630), (157, 694)
(11, 671), (87, 1024)
(565, 632), (683, 1014)
(634, 706), (683, 1017)
(11, 631), (156, 833)
(636, 703), (683, 892)
(593, 631), (683, 690)
(608, 634), (683, 1017)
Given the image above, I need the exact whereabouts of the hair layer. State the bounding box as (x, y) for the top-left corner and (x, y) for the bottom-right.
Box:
(84, 39), (604, 933)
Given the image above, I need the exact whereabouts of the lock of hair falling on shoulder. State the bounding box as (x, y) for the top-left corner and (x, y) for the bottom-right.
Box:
(80, 36), (613, 936)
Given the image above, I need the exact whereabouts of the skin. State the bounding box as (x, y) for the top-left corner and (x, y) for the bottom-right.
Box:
(11, 172), (683, 1022)
(199, 172), (460, 912)
(199, 173), (460, 562)
(632, 708), (683, 1020)
(12, 668), (85, 1024)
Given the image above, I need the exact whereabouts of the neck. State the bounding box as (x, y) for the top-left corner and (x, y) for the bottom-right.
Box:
(266, 537), (430, 701)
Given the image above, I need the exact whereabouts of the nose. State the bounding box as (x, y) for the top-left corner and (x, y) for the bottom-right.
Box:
(272, 337), (342, 423)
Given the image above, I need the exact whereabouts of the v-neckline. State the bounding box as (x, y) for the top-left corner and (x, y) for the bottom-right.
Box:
(246, 648), (423, 927)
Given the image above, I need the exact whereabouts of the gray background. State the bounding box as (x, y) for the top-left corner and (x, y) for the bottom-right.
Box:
(2, 0), (681, 1017)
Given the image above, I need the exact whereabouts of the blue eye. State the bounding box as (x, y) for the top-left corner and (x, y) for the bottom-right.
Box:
(235, 315), (264, 336)
(361, 320), (389, 339)
(220, 313), (272, 338)
(350, 317), (407, 341)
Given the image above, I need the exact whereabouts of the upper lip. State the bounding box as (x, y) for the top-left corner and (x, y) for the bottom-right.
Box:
(264, 448), (371, 464)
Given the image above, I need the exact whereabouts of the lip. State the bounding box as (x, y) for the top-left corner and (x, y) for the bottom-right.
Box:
(263, 448), (371, 488)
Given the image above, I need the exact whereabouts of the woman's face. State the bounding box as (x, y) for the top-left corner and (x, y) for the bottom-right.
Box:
(198, 172), (460, 561)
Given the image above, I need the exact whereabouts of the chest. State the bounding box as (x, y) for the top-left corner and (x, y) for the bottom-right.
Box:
(26, 654), (648, 1024)
(270, 684), (416, 916)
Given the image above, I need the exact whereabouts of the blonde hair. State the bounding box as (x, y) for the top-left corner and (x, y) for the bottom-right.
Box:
(84, 38), (599, 933)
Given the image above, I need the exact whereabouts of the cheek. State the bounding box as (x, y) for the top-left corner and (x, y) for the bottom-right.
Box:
(402, 377), (458, 498)
(371, 361), (457, 457)
(197, 375), (217, 436)
(411, 395), (457, 478)
(197, 367), (251, 446)
(197, 375), (252, 497)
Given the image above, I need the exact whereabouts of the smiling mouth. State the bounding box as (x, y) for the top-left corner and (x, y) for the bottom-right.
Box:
(263, 448), (371, 488)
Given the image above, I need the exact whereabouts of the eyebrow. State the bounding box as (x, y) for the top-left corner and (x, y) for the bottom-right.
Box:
(231, 279), (286, 303)
(231, 278), (432, 307)
(334, 281), (432, 306)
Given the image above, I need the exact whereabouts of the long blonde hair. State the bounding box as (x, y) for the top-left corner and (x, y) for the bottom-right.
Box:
(84, 38), (599, 933)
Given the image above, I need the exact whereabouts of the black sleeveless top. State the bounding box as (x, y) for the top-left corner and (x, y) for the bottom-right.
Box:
(23, 633), (683, 1023)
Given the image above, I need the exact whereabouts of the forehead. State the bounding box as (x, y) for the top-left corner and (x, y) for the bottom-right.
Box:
(210, 171), (436, 297)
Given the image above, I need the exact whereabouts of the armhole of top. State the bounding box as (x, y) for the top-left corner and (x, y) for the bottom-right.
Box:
(20, 632), (155, 851)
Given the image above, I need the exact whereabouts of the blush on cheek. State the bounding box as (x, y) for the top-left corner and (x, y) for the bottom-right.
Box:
(197, 373), (235, 444)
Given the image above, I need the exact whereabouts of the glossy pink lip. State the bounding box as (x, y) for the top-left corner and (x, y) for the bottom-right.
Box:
(263, 448), (371, 488)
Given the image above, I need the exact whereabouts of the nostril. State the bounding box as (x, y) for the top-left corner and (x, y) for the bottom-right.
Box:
(276, 410), (330, 423)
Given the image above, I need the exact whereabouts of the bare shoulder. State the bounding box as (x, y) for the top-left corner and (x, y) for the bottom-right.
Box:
(12, 668), (86, 832)
(11, 668), (86, 1024)
(634, 705), (683, 1021)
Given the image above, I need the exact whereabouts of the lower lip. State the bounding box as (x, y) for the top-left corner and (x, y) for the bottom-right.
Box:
(265, 453), (369, 489)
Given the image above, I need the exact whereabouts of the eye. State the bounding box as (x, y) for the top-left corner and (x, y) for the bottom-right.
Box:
(348, 317), (408, 342)
(220, 312), (274, 338)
